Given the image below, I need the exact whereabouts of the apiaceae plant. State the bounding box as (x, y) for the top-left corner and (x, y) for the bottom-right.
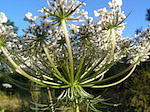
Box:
(0, 0), (150, 111)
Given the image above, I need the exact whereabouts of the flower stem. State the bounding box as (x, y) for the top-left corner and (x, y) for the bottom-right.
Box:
(105, 28), (116, 65)
(43, 77), (55, 112)
(0, 46), (46, 86)
(74, 98), (80, 112)
(61, 19), (74, 84)
(42, 41), (69, 84)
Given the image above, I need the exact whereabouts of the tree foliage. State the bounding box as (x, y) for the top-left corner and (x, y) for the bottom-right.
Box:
(146, 9), (150, 21)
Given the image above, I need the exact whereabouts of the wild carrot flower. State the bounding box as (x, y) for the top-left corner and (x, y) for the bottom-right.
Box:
(38, 0), (87, 29)
(1, 0), (150, 111)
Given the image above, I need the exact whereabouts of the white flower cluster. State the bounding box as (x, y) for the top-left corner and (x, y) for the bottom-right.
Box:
(94, 0), (126, 37)
(24, 12), (38, 22)
(5, 1), (150, 70)
(38, 0), (87, 30)
(2, 83), (12, 88)
(108, 0), (123, 8)
(127, 26), (150, 64)
(0, 12), (17, 71)
(0, 12), (17, 42)
(0, 12), (8, 24)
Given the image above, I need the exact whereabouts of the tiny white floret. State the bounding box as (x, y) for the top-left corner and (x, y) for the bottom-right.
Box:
(114, 0), (122, 7)
(0, 12), (8, 23)
(25, 12), (33, 20)
(94, 10), (99, 17)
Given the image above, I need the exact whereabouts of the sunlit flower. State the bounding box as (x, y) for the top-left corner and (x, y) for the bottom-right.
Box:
(38, 0), (87, 28)
(24, 12), (38, 22)
(114, 0), (122, 7)
(94, 10), (99, 17)
(0, 12), (8, 24)
(94, 0), (126, 38)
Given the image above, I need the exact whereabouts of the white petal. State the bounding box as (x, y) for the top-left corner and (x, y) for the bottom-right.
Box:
(94, 10), (99, 17)
(0, 12), (8, 23)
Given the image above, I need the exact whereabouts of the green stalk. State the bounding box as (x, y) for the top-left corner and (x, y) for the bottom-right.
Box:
(75, 39), (86, 80)
(80, 28), (116, 84)
(94, 42), (150, 85)
(74, 98), (80, 112)
(101, 28), (116, 69)
(61, 19), (74, 84)
(79, 53), (107, 80)
(1, 46), (66, 88)
(42, 41), (69, 84)
(81, 51), (123, 85)
(90, 42), (150, 88)
(92, 64), (136, 88)
(43, 76), (55, 112)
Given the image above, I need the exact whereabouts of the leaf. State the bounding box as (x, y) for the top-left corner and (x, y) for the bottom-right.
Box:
(0, 109), (5, 112)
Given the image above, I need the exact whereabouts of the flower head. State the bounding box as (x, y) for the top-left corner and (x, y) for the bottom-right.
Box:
(113, 0), (122, 7)
(24, 12), (38, 22)
(38, 0), (87, 28)
(0, 18), (17, 46)
(94, 0), (126, 37)
(0, 12), (8, 24)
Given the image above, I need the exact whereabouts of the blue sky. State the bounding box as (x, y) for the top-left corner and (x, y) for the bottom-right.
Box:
(0, 0), (149, 37)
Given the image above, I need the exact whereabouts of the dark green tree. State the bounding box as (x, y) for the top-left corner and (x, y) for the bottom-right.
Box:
(135, 27), (142, 34)
(146, 9), (150, 21)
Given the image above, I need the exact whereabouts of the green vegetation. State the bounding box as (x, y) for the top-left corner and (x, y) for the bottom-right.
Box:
(0, 61), (150, 112)
(100, 62), (150, 112)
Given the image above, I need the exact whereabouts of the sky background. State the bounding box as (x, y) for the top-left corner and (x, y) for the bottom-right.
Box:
(0, 0), (149, 37)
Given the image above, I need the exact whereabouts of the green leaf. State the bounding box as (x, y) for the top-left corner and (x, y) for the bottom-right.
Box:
(0, 109), (5, 112)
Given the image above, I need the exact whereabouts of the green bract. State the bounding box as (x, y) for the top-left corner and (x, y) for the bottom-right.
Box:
(0, 41), (4, 46)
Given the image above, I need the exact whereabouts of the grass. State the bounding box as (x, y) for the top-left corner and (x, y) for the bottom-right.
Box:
(0, 90), (29, 112)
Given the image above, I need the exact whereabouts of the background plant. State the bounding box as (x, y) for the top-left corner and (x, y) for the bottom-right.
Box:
(0, 0), (150, 111)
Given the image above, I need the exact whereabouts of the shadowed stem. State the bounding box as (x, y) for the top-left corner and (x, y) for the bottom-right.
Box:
(43, 77), (55, 112)
(74, 98), (80, 112)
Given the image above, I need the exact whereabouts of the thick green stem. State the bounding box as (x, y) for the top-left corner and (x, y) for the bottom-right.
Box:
(42, 41), (69, 84)
(92, 64), (136, 88)
(61, 19), (74, 83)
(103, 28), (116, 67)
